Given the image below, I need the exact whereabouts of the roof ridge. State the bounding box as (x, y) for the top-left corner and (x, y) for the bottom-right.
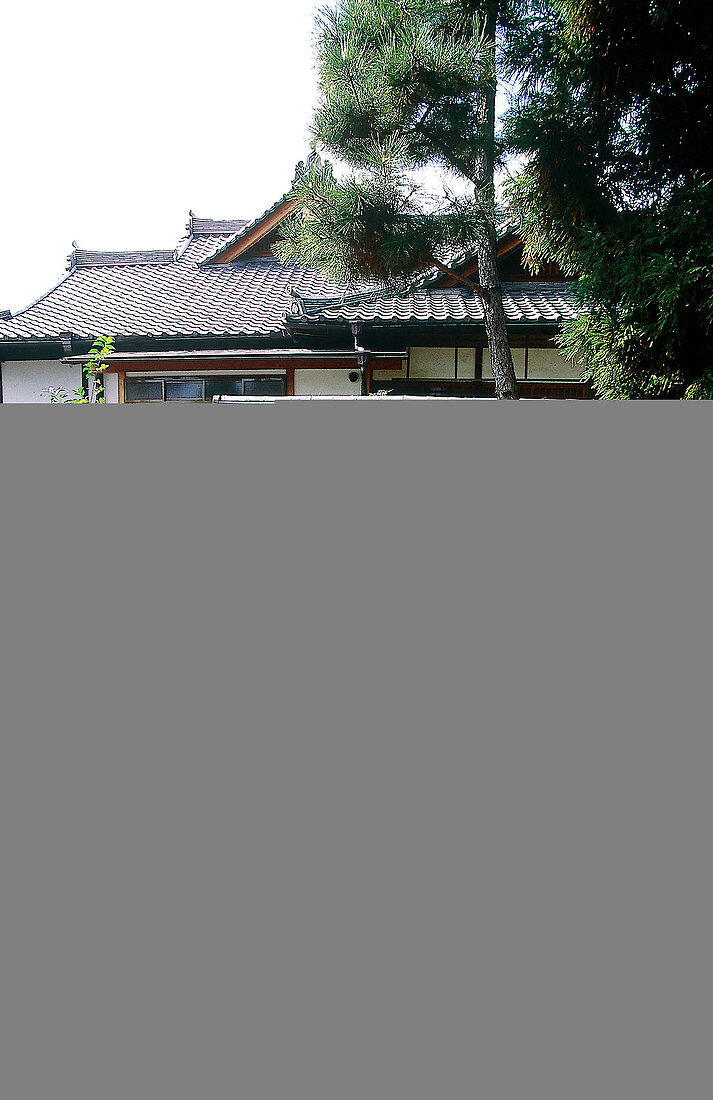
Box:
(188, 214), (250, 236)
(292, 265), (460, 316)
(71, 248), (176, 268)
(292, 279), (409, 316)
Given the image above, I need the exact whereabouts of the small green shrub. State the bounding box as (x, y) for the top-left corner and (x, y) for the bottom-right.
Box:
(42, 336), (114, 403)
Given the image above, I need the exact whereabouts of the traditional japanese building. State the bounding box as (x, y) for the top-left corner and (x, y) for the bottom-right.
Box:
(0, 168), (586, 401)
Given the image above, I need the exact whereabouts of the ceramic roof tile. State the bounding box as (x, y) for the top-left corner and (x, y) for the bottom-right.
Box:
(0, 213), (579, 345)
(0, 235), (346, 343)
(295, 283), (579, 326)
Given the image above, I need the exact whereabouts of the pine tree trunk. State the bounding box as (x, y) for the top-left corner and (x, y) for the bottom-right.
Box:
(475, 0), (518, 399)
(477, 222), (519, 399)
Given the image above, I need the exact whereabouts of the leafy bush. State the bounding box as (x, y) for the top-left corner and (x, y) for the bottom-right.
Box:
(42, 336), (115, 403)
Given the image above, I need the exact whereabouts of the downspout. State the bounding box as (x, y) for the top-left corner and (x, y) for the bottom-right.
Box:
(351, 322), (370, 395)
(357, 352), (370, 395)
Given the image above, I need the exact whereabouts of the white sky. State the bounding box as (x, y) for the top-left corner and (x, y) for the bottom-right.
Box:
(1, 1), (322, 312)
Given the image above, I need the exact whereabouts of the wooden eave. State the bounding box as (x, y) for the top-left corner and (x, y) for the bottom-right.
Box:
(497, 234), (522, 259)
(434, 233), (576, 286)
(434, 234), (522, 287)
(208, 199), (298, 264)
(63, 348), (407, 372)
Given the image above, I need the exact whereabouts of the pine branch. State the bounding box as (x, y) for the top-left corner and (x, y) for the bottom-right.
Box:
(428, 258), (485, 300)
(413, 115), (480, 185)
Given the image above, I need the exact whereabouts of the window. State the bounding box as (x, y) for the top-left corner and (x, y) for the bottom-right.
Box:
(124, 380), (163, 402)
(165, 379), (203, 401)
(243, 377), (284, 396)
(125, 376), (286, 402)
(204, 377), (244, 401)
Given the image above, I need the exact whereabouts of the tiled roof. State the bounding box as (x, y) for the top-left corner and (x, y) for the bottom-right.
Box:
(0, 229), (346, 343)
(0, 208), (578, 346)
(293, 282), (579, 326)
(178, 216), (250, 263)
(177, 232), (240, 264)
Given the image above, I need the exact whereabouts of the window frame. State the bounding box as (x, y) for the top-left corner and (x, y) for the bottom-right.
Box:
(124, 375), (287, 403)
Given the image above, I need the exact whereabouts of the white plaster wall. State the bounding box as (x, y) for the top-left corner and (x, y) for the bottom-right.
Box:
(1, 359), (82, 403)
(409, 346), (456, 379)
(294, 369), (362, 396)
(456, 348), (476, 379)
(483, 347), (526, 379)
(527, 347), (580, 380)
(102, 372), (119, 404)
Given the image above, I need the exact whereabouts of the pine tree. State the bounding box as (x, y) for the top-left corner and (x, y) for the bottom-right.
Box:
(503, 0), (713, 398)
(276, 0), (524, 399)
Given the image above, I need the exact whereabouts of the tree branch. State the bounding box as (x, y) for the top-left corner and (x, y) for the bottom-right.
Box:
(413, 117), (480, 185)
(428, 258), (485, 300)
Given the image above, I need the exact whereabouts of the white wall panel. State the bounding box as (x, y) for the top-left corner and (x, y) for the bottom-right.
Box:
(293, 369), (362, 396)
(409, 347), (456, 379)
(527, 347), (580, 380)
(456, 348), (476, 379)
(1, 359), (82, 403)
(102, 372), (119, 404)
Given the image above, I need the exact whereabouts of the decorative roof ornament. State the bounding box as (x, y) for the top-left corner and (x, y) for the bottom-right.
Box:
(289, 288), (305, 316)
(292, 160), (306, 186)
(292, 151), (324, 189)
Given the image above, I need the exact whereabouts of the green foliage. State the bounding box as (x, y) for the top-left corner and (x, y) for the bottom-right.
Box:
(683, 371), (713, 400)
(503, 1), (713, 398)
(514, 177), (713, 399)
(42, 336), (115, 404)
(276, 1), (513, 285)
(312, 0), (494, 173)
(277, 151), (490, 284)
(43, 385), (86, 403)
(84, 335), (115, 403)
